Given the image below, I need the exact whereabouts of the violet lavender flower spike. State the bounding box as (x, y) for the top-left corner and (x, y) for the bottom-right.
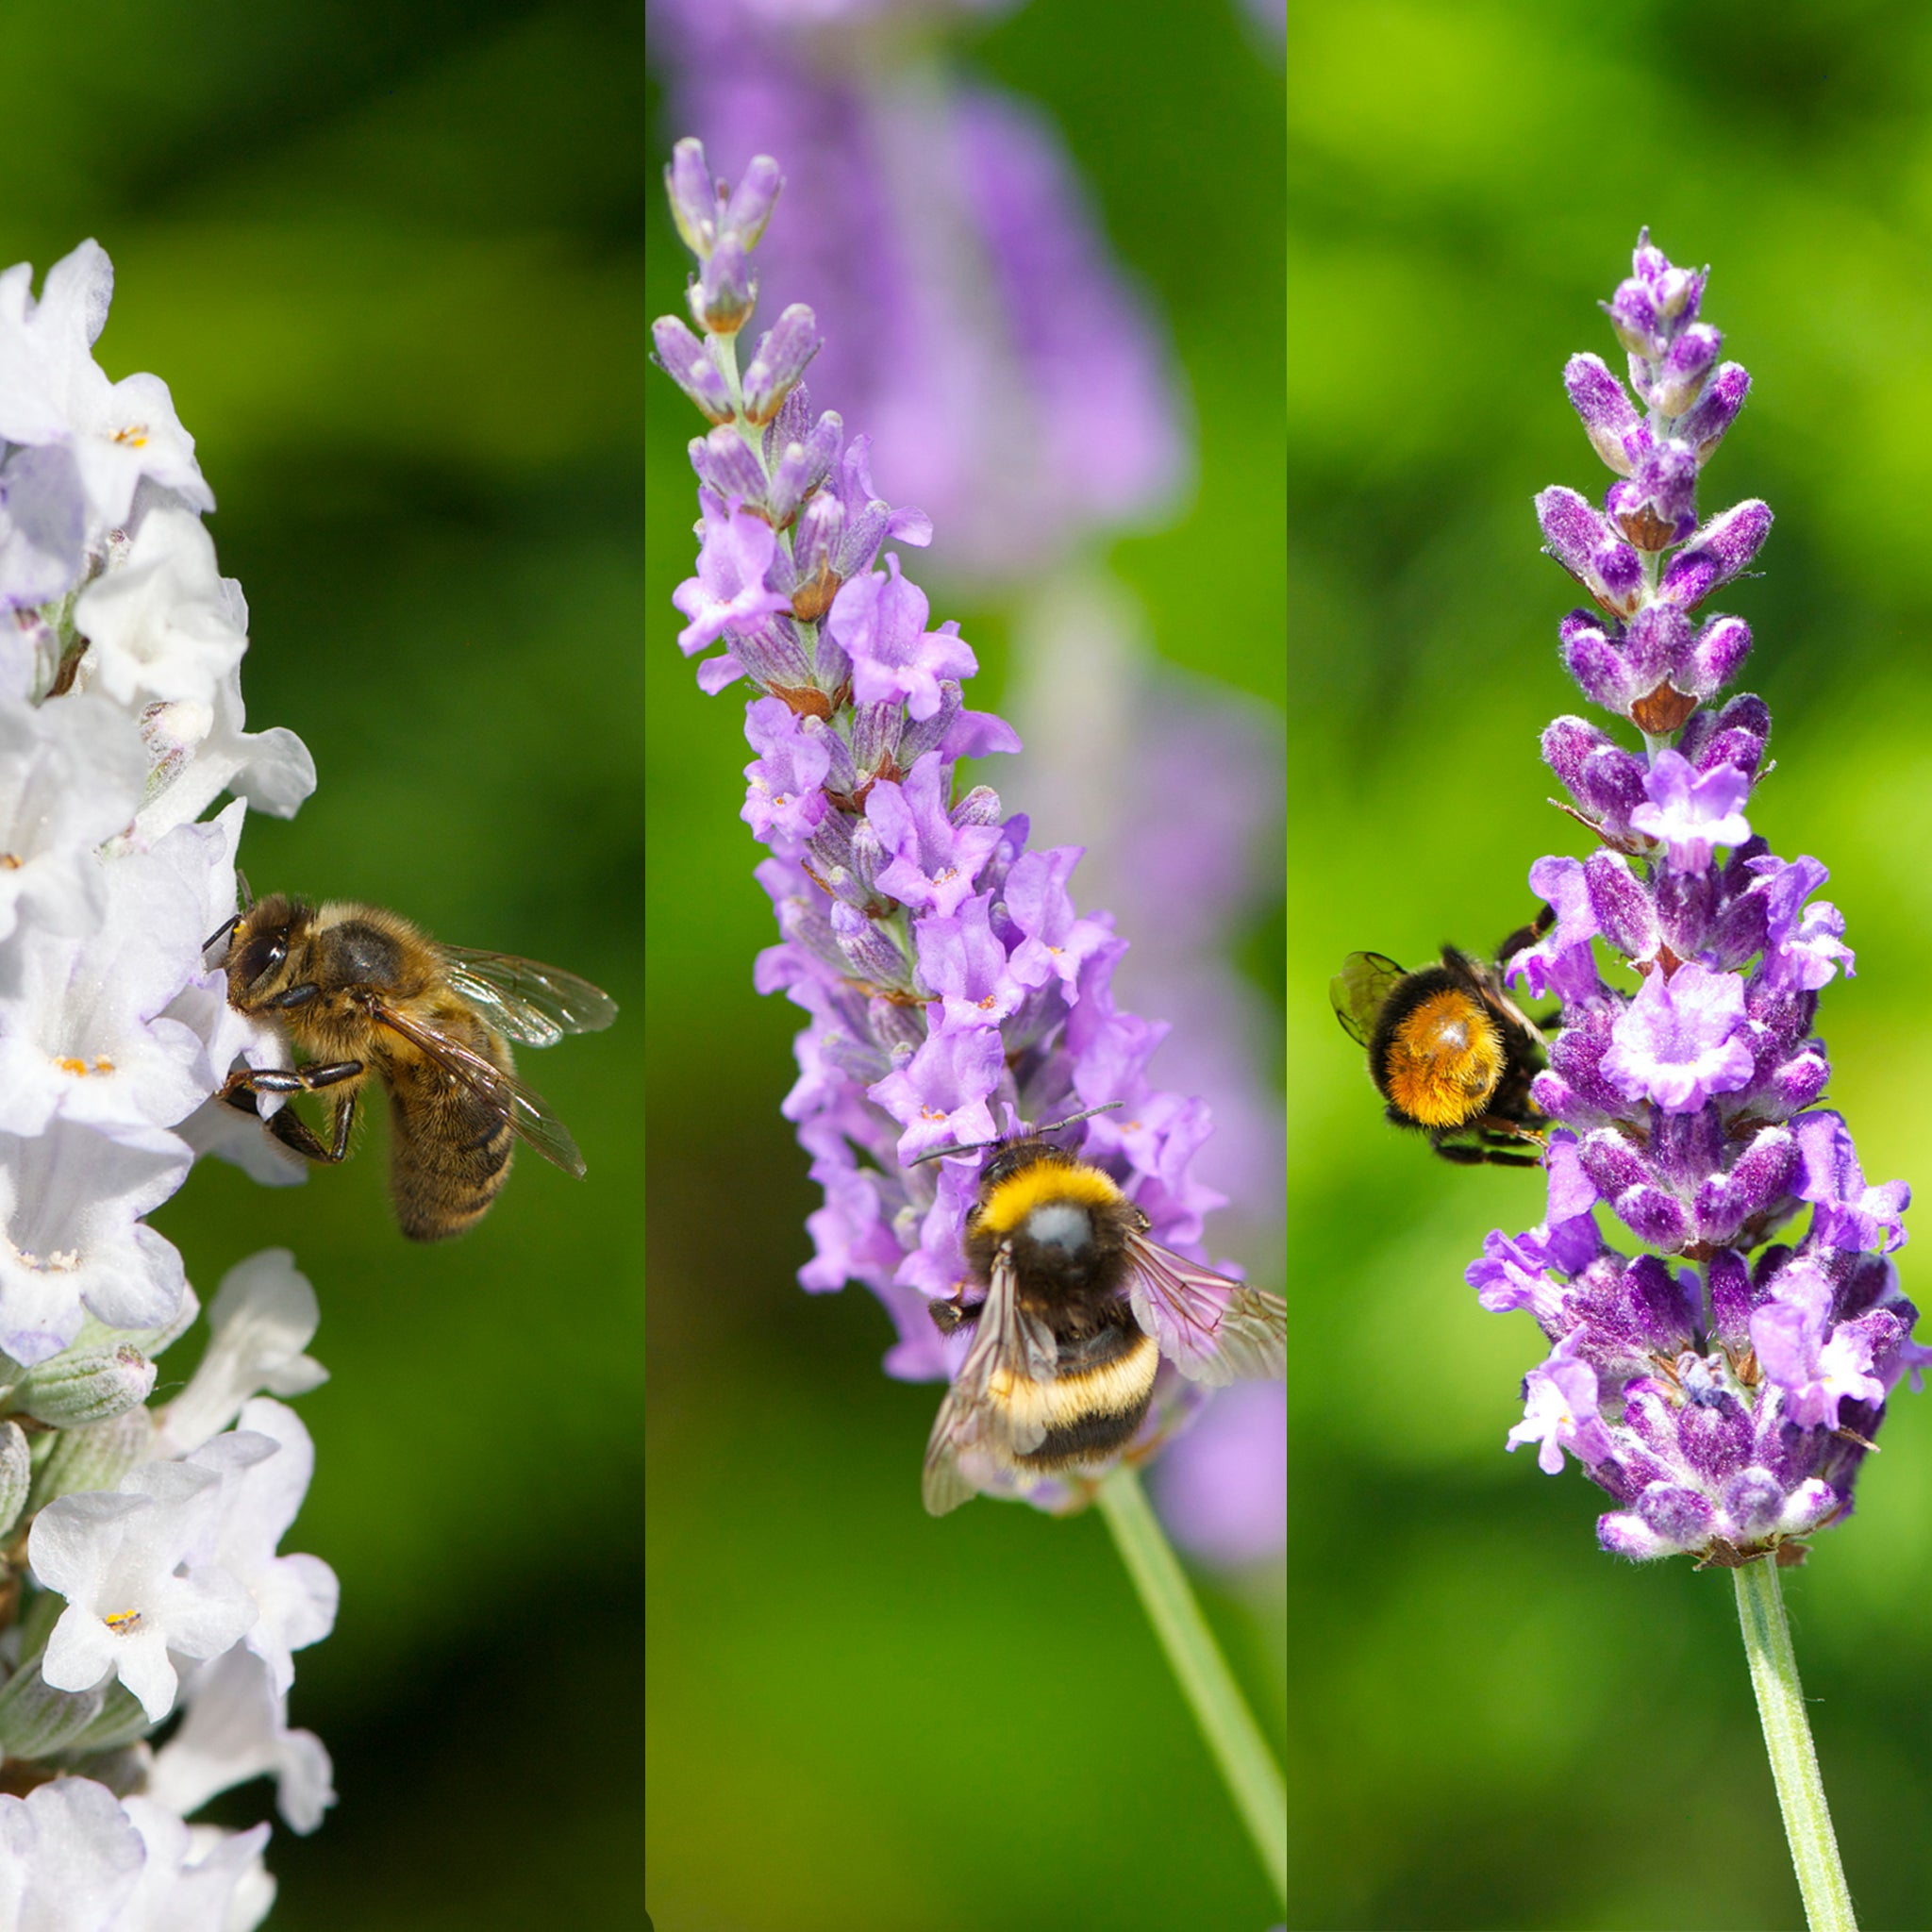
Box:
(1477, 230), (1915, 1925)
(653, 138), (1286, 1520)
(1486, 229), (1924, 1569)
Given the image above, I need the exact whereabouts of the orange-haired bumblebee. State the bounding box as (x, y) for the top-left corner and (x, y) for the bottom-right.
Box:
(1330, 939), (1548, 1167)
(914, 1105), (1287, 1515)
(210, 894), (616, 1240)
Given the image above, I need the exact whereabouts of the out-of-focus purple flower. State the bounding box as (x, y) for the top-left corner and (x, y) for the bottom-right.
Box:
(1149, 1379), (1286, 1569)
(653, 8), (1187, 586)
(1472, 232), (1918, 1565)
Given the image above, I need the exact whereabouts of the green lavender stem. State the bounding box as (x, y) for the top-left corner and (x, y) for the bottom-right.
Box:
(1733, 1557), (1856, 1931)
(1097, 1465), (1287, 1910)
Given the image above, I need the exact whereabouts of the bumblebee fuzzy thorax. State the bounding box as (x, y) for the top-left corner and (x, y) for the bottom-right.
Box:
(1380, 983), (1507, 1128)
(964, 1144), (1136, 1301)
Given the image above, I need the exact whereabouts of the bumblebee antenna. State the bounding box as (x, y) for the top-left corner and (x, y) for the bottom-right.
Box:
(237, 870), (254, 911)
(202, 913), (242, 956)
(1031, 1101), (1124, 1137)
(905, 1099), (1124, 1167)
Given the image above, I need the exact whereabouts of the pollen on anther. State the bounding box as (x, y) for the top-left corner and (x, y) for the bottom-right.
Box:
(103, 1608), (143, 1635)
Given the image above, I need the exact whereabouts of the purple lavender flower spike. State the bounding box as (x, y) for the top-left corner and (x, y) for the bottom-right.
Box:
(1470, 232), (1919, 1568)
(654, 138), (1271, 1519)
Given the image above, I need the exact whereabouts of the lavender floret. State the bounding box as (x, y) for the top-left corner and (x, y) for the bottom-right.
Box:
(1481, 232), (1929, 1565)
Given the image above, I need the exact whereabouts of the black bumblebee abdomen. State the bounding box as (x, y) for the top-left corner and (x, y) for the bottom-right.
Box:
(1014, 1313), (1158, 1471)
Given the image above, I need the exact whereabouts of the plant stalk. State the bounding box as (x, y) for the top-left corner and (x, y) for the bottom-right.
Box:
(1097, 1465), (1287, 1910)
(1733, 1557), (1857, 1931)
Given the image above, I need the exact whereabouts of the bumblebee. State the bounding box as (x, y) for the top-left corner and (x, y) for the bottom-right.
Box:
(211, 894), (617, 1240)
(1330, 940), (1547, 1166)
(914, 1105), (1287, 1516)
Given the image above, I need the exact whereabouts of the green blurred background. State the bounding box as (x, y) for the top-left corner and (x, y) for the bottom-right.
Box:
(2, 5), (641, 1926)
(646, 5), (1287, 1931)
(1289, 5), (1932, 1928)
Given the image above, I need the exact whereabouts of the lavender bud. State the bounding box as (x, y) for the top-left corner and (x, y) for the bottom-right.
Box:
(1620, 1185), (1690, 1250)
(690, 425), (769, 508)
(1660, 499), (1774, 609)
(1564, 354), (1647, 475)
(729, 612), (816, 694)
(1624, 605), (1690, 688)
(12, 1344), (156, 1427)
(666, 137), (721, 257)
(1585, 850), (1658, 958)
(1536, 487), (1645, 616)
(1684, 614), (1753, 698)
(1678, 362), (1751, 462)
(1653, 323), (1723, 418)
(652, 316), (734, 424)
(1542, 715), (1646, 831)
(721, 154), (783, 252)
(691, 234), (757, 337)
(1580, 1126), (1652, 1198)
(951, 784), (1004, 828)
(768, 412), (844, 529)
(848, 701), (904, 787)
(1605, 282), (1661, 358)
(1607, 445), (1700, 553)
(831, 901), (911, 988)
(1560, 609), (1638, 711)
(742, 304), (824, 426)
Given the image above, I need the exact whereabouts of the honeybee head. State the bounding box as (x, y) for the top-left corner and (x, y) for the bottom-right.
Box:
(218, 893), (311, 1003)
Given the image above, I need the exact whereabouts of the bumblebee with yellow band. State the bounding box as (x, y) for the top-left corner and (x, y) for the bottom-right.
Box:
(914, 1105), (1287, 1516)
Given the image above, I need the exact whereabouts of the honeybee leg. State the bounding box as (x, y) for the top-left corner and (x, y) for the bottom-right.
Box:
(216, 1062), (364, 1165)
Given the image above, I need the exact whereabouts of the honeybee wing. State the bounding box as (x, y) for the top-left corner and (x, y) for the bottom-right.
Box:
(921, 1244), (1059, 1517)
(1123, 1234), (1287, 1387)
(368, 998), (589, 1177)
(1330, 951), (1407, 1048)
(439, 947), (618, 1049)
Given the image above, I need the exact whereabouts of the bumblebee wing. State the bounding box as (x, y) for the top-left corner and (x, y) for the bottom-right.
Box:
(369, 999), (589, 1177)
(1123, 1234), (1287, 1387)
(1330, 952), (1407, 1047)
(440, 947), (619, 1048)
(921, 1246), (1058, 1517)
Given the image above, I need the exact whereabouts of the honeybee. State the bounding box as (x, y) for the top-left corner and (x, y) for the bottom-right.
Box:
(210, 894), (617, 1240)
(914, 1105), (1287, 1516)
(1330, 937), (1547, 1166)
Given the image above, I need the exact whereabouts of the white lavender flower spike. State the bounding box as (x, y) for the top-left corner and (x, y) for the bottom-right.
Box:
(0, 235), (332, 1914)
